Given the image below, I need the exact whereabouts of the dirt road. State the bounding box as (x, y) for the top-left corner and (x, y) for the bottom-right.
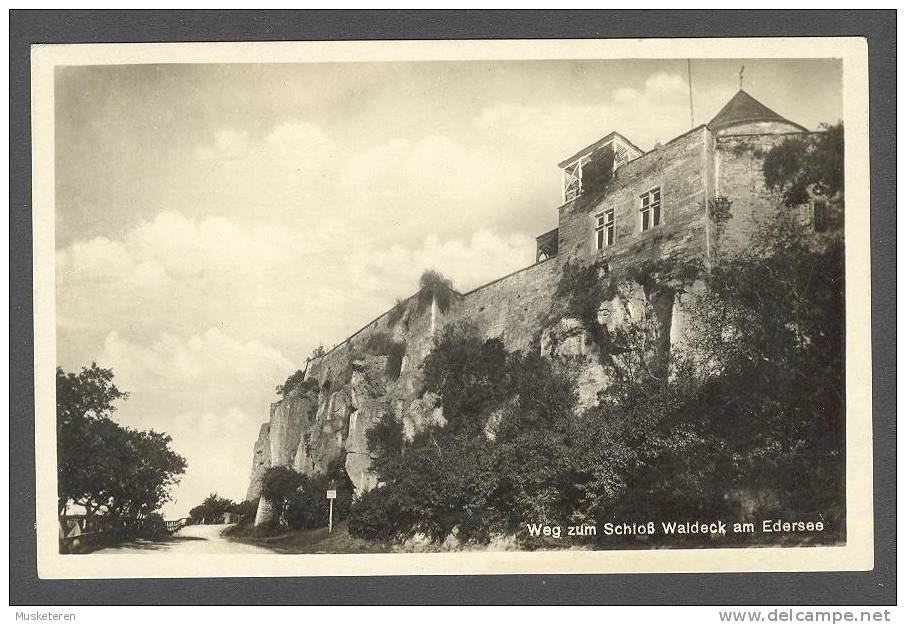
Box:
(95, 523), (274, 554)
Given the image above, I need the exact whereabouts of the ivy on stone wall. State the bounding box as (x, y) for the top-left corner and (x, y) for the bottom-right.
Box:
(729, 141), (765, 159)
(386, 298), (408, 328)
(550, 257), (699, 367)
(579, 146), (616, 195)
(365, 331), (407, 380)
(277, 369), (319, 397)
(707, 196), (734, 244)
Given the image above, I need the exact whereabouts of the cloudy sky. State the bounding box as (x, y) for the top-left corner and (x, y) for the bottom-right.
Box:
(54, 58), (842, 517)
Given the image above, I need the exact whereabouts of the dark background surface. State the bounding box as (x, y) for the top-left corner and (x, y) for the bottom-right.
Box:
(9, 10), (896, 605)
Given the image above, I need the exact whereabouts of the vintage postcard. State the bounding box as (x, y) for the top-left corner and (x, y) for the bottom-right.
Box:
(32, 37), (872, 578)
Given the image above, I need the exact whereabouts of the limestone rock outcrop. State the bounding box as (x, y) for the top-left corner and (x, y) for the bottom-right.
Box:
(269, 389), (318, 468)
(538, 278), (683, 411)
(400, 391), (445, 441)
(246, 273), (685, 521)
(540, 317), (609, 411)
(247, 353), (425, 511)
(254, 494), (276, 527)
(245, 423), (271, 501)
(294, 387), (350, 476)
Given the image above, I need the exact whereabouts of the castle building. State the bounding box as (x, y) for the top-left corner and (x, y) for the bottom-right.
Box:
(538, 89), (818, 270)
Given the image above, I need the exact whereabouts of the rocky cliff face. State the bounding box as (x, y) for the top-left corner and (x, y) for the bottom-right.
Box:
(245, 268), (695, 517)
(245, 423), (271, 501)
(245, 351), (446, 508)
(539, 277), (693, 411)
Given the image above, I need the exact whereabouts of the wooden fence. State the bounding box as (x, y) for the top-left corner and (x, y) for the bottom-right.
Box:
(58, 514), (117, 553)
(59, 515), (189, 552)
(164, 518), (188, 532)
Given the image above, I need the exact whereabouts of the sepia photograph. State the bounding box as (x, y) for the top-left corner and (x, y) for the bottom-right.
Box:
(30, 36), (873, 578)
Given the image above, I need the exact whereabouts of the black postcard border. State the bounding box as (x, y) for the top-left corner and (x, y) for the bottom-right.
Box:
(9, 10), (897, 606)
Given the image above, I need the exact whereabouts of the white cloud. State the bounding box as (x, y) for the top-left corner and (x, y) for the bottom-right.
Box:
(57, 237), (133, 281)
(473, 71), (695, 151)
(59, 207), (536, 348)
(265, 120), (330, 155)
(214, 129), (248, 152)
(195, 129), (250, 161)
(613, 87), (640, 103)
(127, 259), (170, 288)
(644, 71), (688, 97)
(349, 230), (533, 295)
(100, 329), (293, 398)
(94, 329), (294, 516)
(188, 114), (557, 251)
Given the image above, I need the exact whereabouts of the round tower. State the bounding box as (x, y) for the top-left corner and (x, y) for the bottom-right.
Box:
(708, 90), (807, 136)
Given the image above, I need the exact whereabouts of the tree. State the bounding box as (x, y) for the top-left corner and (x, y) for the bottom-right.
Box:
(417, 269), (455, 334)
(56, 363), (127, 514)
(351, 342), (580, 543)
(365, 411), (406, 477)
(276, 369), (318, 397)
(260, 466), (304, 524)
(284, 464), (354, 531)
(762, 122), (844, 207)
(56, 364), (187, 525)
(189, 493), (236, 524)
(679, 210), (845, 524)
(233, 499), (259, 524)
(112, 427), (187, 522)
(386, 298), (408, 328)
(421, 323), (509, 435)
(56, 363), (128, 426)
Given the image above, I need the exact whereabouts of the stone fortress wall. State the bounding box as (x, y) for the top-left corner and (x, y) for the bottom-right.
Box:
(304, 254), (562, 393)
(247, 254), (563, 504)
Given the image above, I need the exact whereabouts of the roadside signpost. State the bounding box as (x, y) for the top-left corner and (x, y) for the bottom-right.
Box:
(326, 485), (337, 534)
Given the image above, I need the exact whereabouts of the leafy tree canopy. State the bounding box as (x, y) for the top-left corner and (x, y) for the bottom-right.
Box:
(277, 369), (319, 397)
(422, 323), (509, 434)
(56, 364), (186, 521)
(417, 269), (455, 314)
(56, 363), (128, 427)
(189, 493), (236, 523)
(763, 122), (844, 207)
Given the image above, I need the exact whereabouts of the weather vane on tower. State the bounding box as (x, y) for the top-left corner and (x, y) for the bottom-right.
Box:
(739, 65), (745, 90)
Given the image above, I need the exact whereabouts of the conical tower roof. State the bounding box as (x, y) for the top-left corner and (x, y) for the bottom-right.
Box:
(708, 90), (806, 133)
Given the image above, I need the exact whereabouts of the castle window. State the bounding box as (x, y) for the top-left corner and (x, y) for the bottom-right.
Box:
(813, 199), (827, 232)
(595, 209), (615, 250)
(563, 156), (588, 203)
(559, 133), (644, 203)
(640, 187), (661, 231)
